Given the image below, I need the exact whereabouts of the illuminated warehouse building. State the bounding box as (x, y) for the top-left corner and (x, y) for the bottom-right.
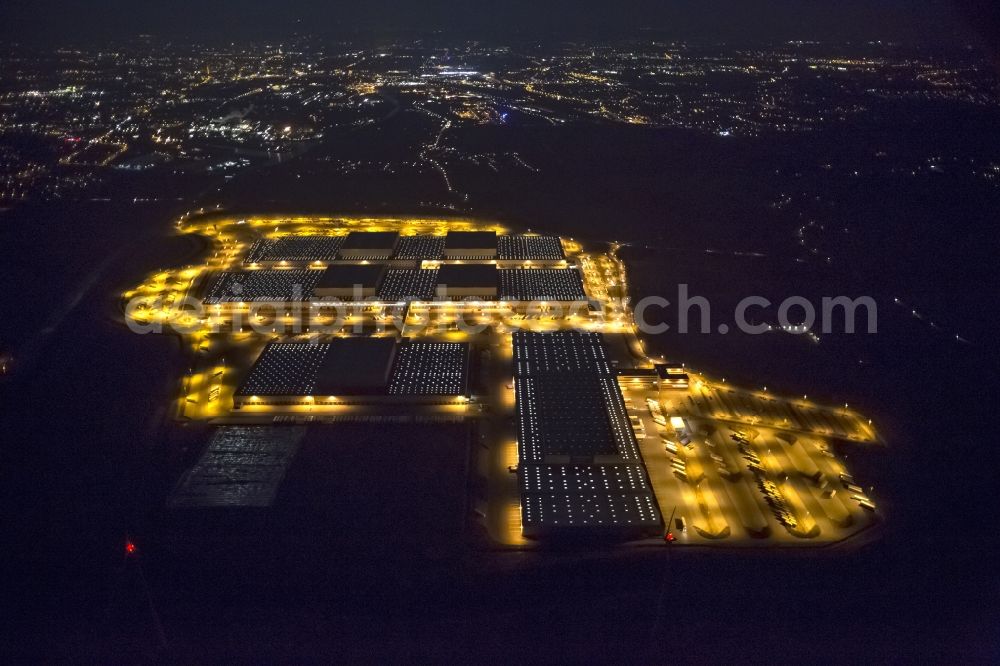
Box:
(240, 232), (566, 268)
(513, 331), (662, 537)
(203, 263), (589, 308)
(234, 337), (470, 409)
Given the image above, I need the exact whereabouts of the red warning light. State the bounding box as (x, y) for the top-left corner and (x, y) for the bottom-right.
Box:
(125, 539), (138, 557)
(664, 532), (676, 542)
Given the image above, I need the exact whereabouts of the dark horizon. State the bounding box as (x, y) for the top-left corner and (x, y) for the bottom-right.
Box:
(1, 0), (999, 51)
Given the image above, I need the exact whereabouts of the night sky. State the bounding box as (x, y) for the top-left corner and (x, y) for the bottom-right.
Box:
(1, 0), (998, 48)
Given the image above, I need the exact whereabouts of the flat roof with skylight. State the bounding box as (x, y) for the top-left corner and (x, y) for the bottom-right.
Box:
(498, 234), (564, 260)
(377, 268), (438, 301)
(388, 342), (469, 396)
(204, 270), (322, 303)
(521, 493), (661, 534)
(235, 342), (328, 396)
(500, 268), (587, 301)
(234, 338), (469, 404)
(513, 330), (611, 376)
(515, 373), (639, 461)
(243, 236), (345, 264)
(513, 330), (657, 535)
(395, 235), (445, 260)
(519, 464), (651, 493)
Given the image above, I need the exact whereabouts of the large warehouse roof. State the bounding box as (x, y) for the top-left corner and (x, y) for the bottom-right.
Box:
(204, 270), (322, 303)
(235, 343), (328, 396)
(388, 342), (468, 396)
(515, 373), (639, 461)
(500, 269), (587, 301)
(205, 267), (587, 303)
(513, 331), (637, 462)
(315, 264), (386, 291)
(512, 331), (658, 535)
(340, 231), (400, 251)
(236, 338), (469, 398)
(243, 236), (345, 264)
(519, 464), (651, 493)
(521, 493), (661, 530)
(241, 232), (570, 264)
(234, 339), (396, 397)
(498, 235), (564, 260)
(395, 235), (445, 260)
(314, 337), (398, 395)
(436, 263), (498, 289)
(377, 269), (438, 301)
(513, 330), (611, 376)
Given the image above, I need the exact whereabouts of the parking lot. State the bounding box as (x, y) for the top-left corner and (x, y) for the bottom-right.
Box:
(621, 377), (880, 546)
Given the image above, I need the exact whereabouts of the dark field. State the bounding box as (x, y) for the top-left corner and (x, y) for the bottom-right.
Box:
(2, 99), (999, 660)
